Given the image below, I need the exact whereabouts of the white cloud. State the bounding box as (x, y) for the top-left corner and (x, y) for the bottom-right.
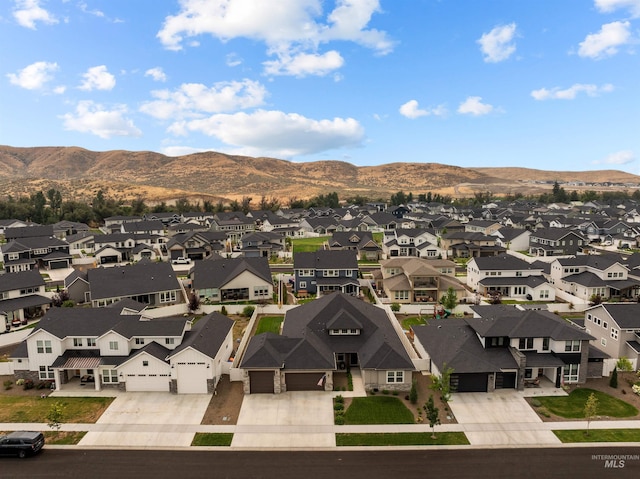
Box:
(157, 0), (394, 76)
(60, 101), (142, 139)
(457, 96), (494, 116)
(7, 61), (58, 90)
(140, 79), (267, 120)
(593, 150), (636, 166)
(78, 1), (105, 18)
(595, 0), (640, 18)
(226, 53), (243, 67)
(477, 23), (517, 63)
(13, 0), (58, 29)
(79, 65), (116, 91)
(263, 50), (344, 77)
(531, 83), (614, 100)
(145, 67), (167, 82)
(175, 109), (365, 157)
(578, 21), (631, 59)
(399, 100), (447, 119)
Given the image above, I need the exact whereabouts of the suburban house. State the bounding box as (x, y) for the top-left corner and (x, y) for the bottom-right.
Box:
(528, 228), (588, 256)
(10, 307), (234, 394)
(464, 220), (502, 235)
(382, 228), (440, 258)
(0, 235), (72, 273)
(239, 292), (414, 393)
(166, 231), (228, 261)
(375, 257), (466, 304)
(412, 305), (596, 393)
(85, 262), (185, 308)
(0, 269), (50, 329)
(583, 303), (640, 373)
(190, 257), (273, 303)
(93, 232), (168, 265)
(293, 250), (360, 297)
(328, 231), (382, 261)
(492, 227), (532, 252)
(238, 231), (286, 258)
(466, 254), (554, 301)
(548, 255), (639, 302)
(440, 232), (505, 259)
(210, 212), (256, 241)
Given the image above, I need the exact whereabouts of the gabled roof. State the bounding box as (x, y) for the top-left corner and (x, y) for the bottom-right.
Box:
(469, 254), (538, 272)
(0, 269), (45, 293)
(294, 250), (358, 269)
(591, 303), (640, 329)
(467, 305), (593, 341)
(192, 256), (272, 289)
(87, 262), (181, 300)
(168, 312), (233, 360)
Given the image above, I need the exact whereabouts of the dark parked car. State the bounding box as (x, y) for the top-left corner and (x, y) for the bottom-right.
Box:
(0, 431), (45, 458)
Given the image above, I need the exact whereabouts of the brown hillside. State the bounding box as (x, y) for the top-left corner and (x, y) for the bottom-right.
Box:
(0, 146), (638, 203)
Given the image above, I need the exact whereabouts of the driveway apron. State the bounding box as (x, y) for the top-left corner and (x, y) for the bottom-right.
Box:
(232, 392), (335, 448)
(79, 392), (211, 447)
(448, 390), (561, 446)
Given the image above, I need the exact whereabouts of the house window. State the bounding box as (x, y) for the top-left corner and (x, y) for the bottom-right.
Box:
(160, 291), (177, 303)
(603, 322), (608, 329)
(539, 290), (549, 299)
(109, 341), (119, 351)
(542, 338), (550, 351)
(39, 366), (55, 380)
(524, 368), (533, 379)
(73, 338), (83, 347)
(87, 338), (97, 347)
(394, 291), (409, 300)
(8, 253), (19, 260)
(386, 371), (404, 383)
(299, 269), (314, 277)
(102, 369), (119, 383)
(323, 269), (339, 277)
(143, 361), (149, 367)
(515, 271), (523, 277)
(564, 340), (580, 352)
(563, 364), (579, 383)
(253, 287), (269, 297)
(165, 338), (175, 345)
(518, 338), (534, 350)
(299, 281), (307, 289)
(20, 287), (36, 295)
(36, 340), (52, 354)
(135, 338), (145, 345)
(611, 328), (619, 340)
(601, 338), (607, 347)
(586, 314), (592, 322)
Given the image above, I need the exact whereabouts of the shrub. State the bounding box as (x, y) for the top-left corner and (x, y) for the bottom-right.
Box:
(23, 379), (34, 390)
(616, 357), (634, 372)
(4, 379), (13, 390)
(335, 395), (344, 404)
(334, 414), (345, 425)
(391, 302), (401, 312)
(610, 367), (618, 388)
(220, 306), (228, 316)
(16, 378), (25, 386)
(382, 389), (389, 395)
(409, 379), (418, 404)
(530, 399), (542, 408)
(392, 390), (399, 396)
(334, 402), (345, 411)
(632, 384), (640, 396)
(242, 306), (255, 318)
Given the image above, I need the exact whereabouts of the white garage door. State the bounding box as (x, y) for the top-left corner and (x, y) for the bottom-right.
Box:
(176, 363), (208, 394)
(126, 373), (170, 392)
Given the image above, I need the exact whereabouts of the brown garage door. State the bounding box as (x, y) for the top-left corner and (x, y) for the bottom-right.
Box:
(249, 371), (274, 394)
(286, 373), (324, 391)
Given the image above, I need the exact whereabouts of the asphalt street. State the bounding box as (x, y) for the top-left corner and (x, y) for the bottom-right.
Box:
(2, 447), (639, 479)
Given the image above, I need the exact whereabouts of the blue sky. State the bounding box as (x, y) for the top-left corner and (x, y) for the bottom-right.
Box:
(1, 1), (638, 174)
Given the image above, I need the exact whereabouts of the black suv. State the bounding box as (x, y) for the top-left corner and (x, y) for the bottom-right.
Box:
(0, 431), (45, 458)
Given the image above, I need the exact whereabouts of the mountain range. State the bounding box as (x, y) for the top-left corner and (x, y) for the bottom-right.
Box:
(1, 145), (638, 204)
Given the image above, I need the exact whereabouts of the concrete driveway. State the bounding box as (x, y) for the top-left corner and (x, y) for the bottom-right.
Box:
(79, 393), (211, 447)
(448, 390), (561, 446)
(232, 392), (335, 448)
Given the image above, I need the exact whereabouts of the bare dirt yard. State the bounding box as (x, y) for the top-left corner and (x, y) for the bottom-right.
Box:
(200, 375), (244, 425)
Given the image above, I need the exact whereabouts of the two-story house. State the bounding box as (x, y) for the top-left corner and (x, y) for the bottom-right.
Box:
(466, 254), (554, 301)
(166, 231), (228, 261)
(0, 270), (50, 329)
(238, 231), (286, 258)
(375, 257), (465, 304)
(10, 307), (233, 394)
(1, 235), (72, 273)
(328, 231), (382, 261)
(412, 305), (596, 393)
(528, 228), (588, 256)
(191, 257), (273, 303)
(293, 250), (359, 297)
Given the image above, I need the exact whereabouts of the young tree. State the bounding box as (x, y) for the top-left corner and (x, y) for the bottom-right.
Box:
(47, 401), (65, 432)
(425, 394), (441, 439)
(409, 379), (418, 405)
(440, 287), (457, 311)
(188, 293), (201, 313)
(584, 392), (598, 436)
(616, 357), (634, 372)
(609, 366), (618, 389)
(430, 363), (454, 402)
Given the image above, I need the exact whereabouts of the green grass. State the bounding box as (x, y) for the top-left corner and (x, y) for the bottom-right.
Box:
(536, 389), (638, 418)
(401, 316), (425, 330)
(254, 315), (284, 335)
(291, 236), (330, 253)
(191, 433), (234, 446)
(553, 429), (640, 443)
(336, 432), (469, 446)
(372, 232), (383, 244)
(0, 397), (114, 423)
(343, 396), (415, 425)
(44, 431), (87, 445)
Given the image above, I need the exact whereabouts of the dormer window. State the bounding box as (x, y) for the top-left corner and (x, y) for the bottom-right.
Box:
(329, 329), (360, 335)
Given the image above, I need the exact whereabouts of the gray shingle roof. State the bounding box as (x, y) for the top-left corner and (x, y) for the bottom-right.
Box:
(88, 262), (180, 300)
(0, 269), (45, 293)
(192, 257), (271, 289)
(169, 312), (233, 360)
(598, 303), (640, 329)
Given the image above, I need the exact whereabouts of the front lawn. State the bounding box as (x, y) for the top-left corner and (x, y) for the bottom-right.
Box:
(343, 396), (414, 425)
(191, 433), (234, 446)
(336, 432), (469, 446)
(254, 315), (284, 335)
(536, 389), (638, 419)
(553, 429), (640, 443)
(0, 397), (114, 423)
(44, 431), (87, 445)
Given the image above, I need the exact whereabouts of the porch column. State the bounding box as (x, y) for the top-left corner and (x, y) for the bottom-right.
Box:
(53, 369), (62, 391)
